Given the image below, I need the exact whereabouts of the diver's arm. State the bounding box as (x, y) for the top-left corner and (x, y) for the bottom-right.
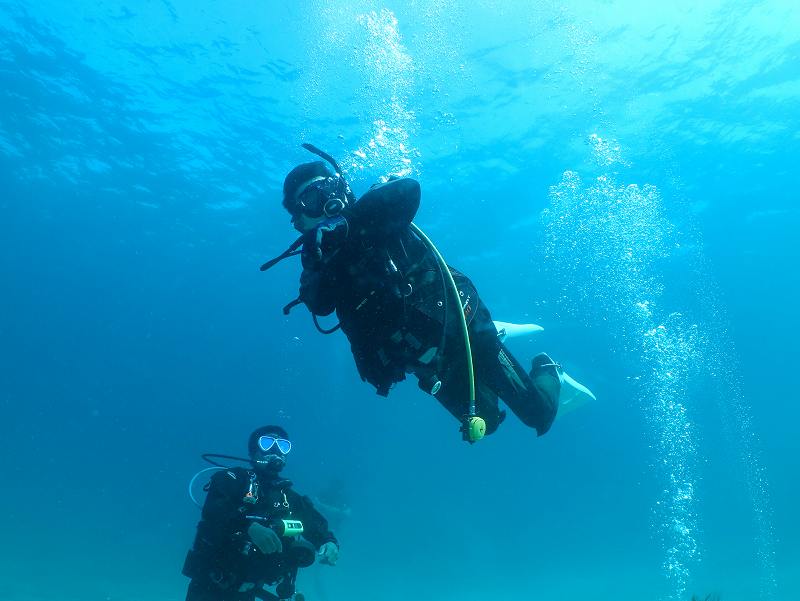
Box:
(298, 249), (337, 317)
(200, 471), (249, 541)
(349, 178), (421, 240)
(293, 493), (338, 549)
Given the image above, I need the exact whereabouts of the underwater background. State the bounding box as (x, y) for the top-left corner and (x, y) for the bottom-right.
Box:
(1, 1), (798, 600)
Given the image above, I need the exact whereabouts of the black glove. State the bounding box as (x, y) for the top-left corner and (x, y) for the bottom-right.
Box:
(248, 522), (282, 554)
(307, 215), (349, 261)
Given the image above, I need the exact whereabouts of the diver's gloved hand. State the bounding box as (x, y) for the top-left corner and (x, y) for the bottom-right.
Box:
(248, 522), (282, 554)
(318, 541), (339, 566)
(309, 215), (348, 261)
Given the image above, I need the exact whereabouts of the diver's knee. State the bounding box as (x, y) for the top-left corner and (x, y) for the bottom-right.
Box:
(483, 409), (507, 435)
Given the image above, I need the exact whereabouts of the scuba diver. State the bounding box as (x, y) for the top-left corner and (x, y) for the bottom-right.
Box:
(183, 425), (339, 601)
(262, 144), (577, 442)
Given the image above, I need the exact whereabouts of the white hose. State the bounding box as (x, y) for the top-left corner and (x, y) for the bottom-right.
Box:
(188, 466), (226, 508)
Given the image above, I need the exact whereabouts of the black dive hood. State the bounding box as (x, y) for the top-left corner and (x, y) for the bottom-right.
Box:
(260, 143), (355, 274)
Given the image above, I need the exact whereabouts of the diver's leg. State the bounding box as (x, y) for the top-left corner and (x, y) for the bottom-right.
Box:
(474, 381), (507, 435)
(434, 353), (506, 435)
(473, 337), (559, 436)
(403, 297), (509, 435)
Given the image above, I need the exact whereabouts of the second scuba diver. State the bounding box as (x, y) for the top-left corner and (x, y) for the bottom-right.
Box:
(183, 425), (339, 601)
(262, 144), (564, 442)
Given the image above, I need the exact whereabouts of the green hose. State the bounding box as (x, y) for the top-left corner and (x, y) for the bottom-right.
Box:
(409, 223), (476, 417)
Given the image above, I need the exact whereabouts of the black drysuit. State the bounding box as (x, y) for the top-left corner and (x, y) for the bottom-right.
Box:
(298, 177), (558, 436)
(183, 468), (337, 601)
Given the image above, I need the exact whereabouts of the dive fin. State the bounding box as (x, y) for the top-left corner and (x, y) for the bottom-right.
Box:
(494, 320), (544, 342)
(531, 353), (597, 417)
(557, 370), (597, 416)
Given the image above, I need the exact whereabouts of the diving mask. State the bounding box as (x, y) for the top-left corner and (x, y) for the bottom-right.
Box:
(258, 435), (292, 455)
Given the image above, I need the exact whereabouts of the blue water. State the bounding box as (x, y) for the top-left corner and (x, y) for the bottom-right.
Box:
(1, 2), (798, 600)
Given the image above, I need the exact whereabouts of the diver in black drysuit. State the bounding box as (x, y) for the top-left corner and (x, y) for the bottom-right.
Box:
(183, 426), (338, 601)
(269, 149), (560, 438)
